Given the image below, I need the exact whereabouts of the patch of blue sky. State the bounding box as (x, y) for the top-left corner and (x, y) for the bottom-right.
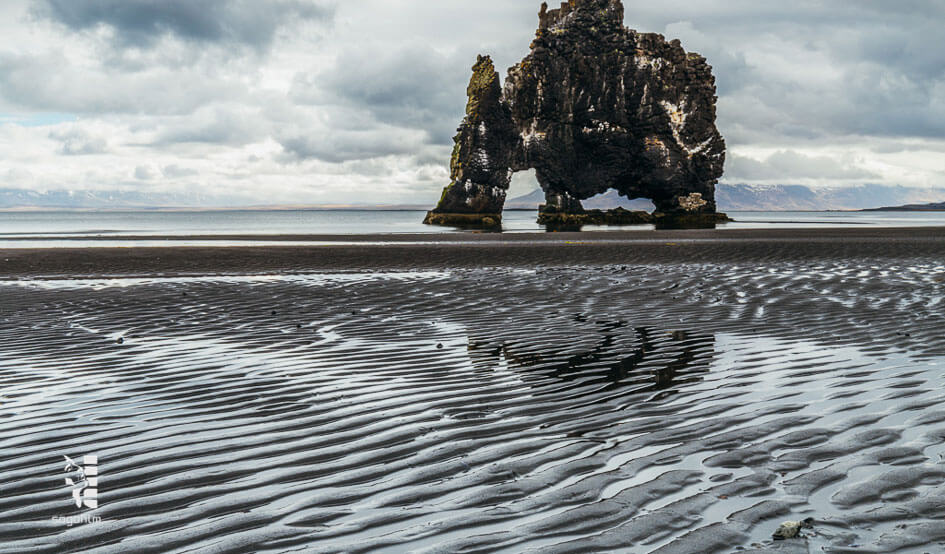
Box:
(0, 113), (78, 127)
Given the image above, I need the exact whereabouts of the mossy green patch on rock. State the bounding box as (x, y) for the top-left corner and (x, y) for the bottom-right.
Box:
(464, 55), (501, 119)
(423, 212), (503, 228)
(538, 207), (655, 227)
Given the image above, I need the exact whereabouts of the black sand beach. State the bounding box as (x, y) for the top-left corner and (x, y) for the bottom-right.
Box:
(2, 227), (945, 277)
(2, 228), (945, 552)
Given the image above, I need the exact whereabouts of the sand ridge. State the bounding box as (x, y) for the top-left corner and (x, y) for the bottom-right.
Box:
(2, 227), (945, 279)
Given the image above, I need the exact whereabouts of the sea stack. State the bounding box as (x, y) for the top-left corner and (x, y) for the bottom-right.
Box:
(425, 0), (728, 228)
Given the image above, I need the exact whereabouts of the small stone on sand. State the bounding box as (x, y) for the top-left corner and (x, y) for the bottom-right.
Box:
(773, 518), (814, 540)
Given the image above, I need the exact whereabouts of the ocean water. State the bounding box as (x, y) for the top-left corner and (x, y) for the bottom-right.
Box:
(0, 209), (943, 248)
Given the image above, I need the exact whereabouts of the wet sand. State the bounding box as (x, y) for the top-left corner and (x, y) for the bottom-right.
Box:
(2, 228), (945, 552)
(2, 227), (945, 278)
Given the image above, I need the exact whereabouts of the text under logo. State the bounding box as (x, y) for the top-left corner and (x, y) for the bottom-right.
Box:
(63, 455), (98, 509)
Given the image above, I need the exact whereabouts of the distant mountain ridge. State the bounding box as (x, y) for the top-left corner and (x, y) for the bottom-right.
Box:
(504, 189), (657, 210)
(0, 184), (942, 211)
(864, 202), (945, 211)
(0, 189), (221, 209)
(717, 184), (944, 211)
(507, 184), (945, 212)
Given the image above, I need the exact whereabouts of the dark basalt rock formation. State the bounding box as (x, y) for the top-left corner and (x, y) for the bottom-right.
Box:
(423, 56), (515, 229)
(425, 0), (728, 228)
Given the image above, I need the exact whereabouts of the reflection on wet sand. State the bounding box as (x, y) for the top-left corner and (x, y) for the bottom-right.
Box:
(470, 325), (714, 401)
(2, 259), (945, 552)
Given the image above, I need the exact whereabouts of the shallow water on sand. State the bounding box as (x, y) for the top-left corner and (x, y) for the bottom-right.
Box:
(2, 264), (945, 553)
(2, 210), (945, 249)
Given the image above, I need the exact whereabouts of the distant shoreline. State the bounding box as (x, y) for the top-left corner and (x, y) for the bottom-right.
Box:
(862, 205), (945, 212)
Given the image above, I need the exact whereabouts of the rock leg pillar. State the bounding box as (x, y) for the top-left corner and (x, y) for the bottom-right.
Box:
(424, 56), (517, 228)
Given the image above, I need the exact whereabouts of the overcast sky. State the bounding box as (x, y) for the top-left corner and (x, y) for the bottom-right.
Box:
(0, 0), (942, 205)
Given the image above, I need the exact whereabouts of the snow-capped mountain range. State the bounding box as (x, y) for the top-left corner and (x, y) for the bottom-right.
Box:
(0, 184), (941, 211)
(506, 184), (945, 211)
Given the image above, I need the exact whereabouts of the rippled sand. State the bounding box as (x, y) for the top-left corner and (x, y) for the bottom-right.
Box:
(2, 237), (945, 552)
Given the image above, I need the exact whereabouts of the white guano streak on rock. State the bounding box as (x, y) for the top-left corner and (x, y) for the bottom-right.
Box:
(660, 100), (708, 158)
(636, 56), (665, 71)
(582, 121), (626, 135)
(522, 128), (546, 147)
(678, 192), (708, 211)
(473, 148), (490, 168)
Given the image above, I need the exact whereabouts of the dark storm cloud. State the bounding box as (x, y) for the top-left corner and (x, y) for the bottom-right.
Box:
(291, 43), (470, 150)
(278, 127), (427, 164)
(150, 106), (269, 146)
(293, 0), (945, 170)
(628, 0), (945, 143)
(36, 0), (334, 49)
(0, 50), (248, 114)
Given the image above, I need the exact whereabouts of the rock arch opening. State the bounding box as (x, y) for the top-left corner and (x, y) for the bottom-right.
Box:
(583, 192), (657, 212)
(505, 170), (542, 209)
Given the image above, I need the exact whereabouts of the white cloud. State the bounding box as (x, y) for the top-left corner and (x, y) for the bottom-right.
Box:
(49, 126), (108, 155)
(134, 165), (156, 180)
(727, 150), (877, 182)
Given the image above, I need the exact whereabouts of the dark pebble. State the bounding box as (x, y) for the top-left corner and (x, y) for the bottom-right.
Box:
(116, 337), (124, 344)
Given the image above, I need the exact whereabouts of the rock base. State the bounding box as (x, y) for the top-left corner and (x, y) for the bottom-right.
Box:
(423, 212), (502, 228)
(538, 207), (654, 228)
(653, 212), (733, 229)
(538, 206), (733, 230)
(424, 209), (731, 230)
